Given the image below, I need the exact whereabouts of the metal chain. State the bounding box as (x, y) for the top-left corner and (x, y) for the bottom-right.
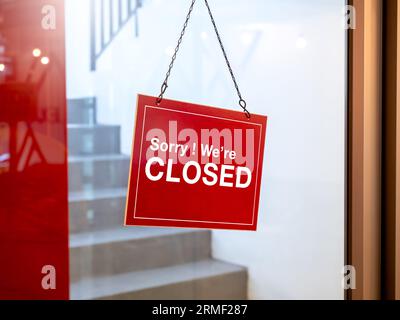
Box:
(156, 0), (197, 105)
(203, 0), (250, 118)
(157, 0), (250, 119)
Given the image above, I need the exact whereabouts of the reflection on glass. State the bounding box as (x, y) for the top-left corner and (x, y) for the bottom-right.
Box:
(0, 0), (69, 299)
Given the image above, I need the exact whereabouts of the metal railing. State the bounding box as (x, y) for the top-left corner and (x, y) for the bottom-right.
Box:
(90, 0), (143, 71)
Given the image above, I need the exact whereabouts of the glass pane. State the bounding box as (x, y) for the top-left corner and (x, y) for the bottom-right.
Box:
(66, 0), (346, 300)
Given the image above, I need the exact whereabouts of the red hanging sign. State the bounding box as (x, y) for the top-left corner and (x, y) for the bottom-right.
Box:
(125, 94), (267, 231)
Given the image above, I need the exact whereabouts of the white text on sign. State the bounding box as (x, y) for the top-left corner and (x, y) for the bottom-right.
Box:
(144, 123), (255, 189)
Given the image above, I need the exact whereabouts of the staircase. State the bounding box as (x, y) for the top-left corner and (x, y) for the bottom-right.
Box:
(67, 97), (248, 300)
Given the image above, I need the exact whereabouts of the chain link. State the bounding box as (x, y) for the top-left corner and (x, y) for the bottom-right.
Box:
(157, 0), (250, 119)
(203, 0), (250, 118)
(156, 0), (197, 105)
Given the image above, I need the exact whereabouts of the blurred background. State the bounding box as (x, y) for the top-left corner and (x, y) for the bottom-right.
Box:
(65, 0), (346, 300)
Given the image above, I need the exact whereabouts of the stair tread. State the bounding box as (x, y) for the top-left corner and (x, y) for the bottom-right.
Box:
(68, 97), (96, 101)
(70, 227), (209, 248)
(71, 259), (245, 300)
(69, 187), (126, 202)
(68, 154), (130, 163)
(68, 124), (119, 129)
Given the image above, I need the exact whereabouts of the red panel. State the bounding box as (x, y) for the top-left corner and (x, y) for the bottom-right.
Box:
(0, 0), (69, 299)
(125, 95), (267, 231)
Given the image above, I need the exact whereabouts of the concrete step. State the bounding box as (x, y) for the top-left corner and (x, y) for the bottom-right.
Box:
(67, 97), (97, 125)
(69, 188), (126, 234)
(68, 124), (120, 156)
(70, 228), (211, 283)
(71, 259), (247, 300)
(68, 154), (130, 192)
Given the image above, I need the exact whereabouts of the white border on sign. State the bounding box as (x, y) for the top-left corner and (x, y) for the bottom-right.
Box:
(133, 105), (263, 226)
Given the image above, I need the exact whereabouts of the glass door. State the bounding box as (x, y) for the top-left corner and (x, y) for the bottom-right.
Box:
(65, 0), (347, 300)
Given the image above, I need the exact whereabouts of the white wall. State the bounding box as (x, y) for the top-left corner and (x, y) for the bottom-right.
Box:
(66, 0), (346, 299)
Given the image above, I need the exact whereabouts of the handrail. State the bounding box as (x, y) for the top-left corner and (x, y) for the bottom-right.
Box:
(90, 0), (143, 71)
